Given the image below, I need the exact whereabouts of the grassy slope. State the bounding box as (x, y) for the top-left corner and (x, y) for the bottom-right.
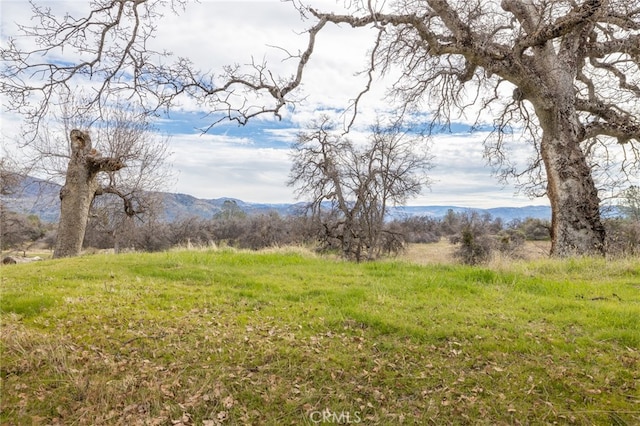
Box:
(1, 248), (639, 425)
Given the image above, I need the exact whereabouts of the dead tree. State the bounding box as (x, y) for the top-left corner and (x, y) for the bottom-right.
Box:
(53, 130), (125, 258)
(288, 117), (431, 261)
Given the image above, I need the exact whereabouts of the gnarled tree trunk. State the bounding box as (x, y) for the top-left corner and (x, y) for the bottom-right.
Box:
(540, 116), (606, 256)
(53, 130), (124, 258)
(524, 39), (607, 257)
(528, 70), (606, 257)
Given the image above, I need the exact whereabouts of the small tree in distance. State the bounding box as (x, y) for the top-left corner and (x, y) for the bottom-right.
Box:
(288, 116), (431, 261)
(619, 186), (640, 222)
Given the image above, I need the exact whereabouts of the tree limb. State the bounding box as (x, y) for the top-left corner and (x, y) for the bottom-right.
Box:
(96, 185), (144, 217)
(513, 0), (604, 50)
(578, 99), (640, 143)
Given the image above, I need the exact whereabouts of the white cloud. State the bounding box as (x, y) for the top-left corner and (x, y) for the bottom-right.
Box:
(168, 133), (294, 202)
(165, 127), (547, 208)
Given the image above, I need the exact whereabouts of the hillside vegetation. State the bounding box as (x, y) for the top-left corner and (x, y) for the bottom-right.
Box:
(1, 248), (639, 425)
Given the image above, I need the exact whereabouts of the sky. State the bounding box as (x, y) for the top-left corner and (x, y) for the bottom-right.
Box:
(0, 0), (550, 208)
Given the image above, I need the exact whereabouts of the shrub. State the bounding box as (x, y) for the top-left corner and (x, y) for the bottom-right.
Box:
(507, 218), (551, 241)
(449, 211), (499, 265)
(605, 218), (640, 256)
(390, 216), (441, 244)
(496, 229), (526, 257)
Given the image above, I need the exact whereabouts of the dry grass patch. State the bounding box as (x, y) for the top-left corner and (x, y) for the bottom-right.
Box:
(403, 240), (551, 265)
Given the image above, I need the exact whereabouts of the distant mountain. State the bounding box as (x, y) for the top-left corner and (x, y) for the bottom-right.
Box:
(1, 178), (309, 223)
(2, 177), (553, 223)
(158, 192), (307, 222)
(1, 176), (61, 222)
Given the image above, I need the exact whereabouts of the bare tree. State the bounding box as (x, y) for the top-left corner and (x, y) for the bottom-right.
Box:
(618, 186), (640, 222)
(2, 0), (639, 256)
(53, 128), (125, 257)
(61, 113), (170, 257)
(7, 96), (171, 258)
(289, 116), (431, 261)
(0, 157), (22, 197)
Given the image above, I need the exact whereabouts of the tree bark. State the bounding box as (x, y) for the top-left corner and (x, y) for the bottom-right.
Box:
(536, 106), (606, 257)
(519, 36), (607, 257)
(53, 130), (124, 258)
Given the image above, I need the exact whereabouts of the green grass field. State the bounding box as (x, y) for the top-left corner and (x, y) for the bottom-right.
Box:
(1, 247), (639, 425)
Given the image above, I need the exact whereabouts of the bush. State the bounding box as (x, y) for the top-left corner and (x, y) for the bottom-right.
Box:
(390, 216), (440, 244)
(0, 208), (48, 251)
(605, 218), (640, 256)
(449, 213), (496, 265)
(451, 226), (492, 265)
(496, 229), (526, 257)
(507, 218), (551, 241)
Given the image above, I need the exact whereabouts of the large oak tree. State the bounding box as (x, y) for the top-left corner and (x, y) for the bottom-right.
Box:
(2, 0), (639, 256)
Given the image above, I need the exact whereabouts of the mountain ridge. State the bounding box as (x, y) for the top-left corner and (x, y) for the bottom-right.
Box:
(3, 176), (552, 223)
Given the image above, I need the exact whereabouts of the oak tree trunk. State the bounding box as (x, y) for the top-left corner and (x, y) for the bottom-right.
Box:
(522, 37), (607, 258)
(537, 107), (606, 257)
(53, 130), (124, 258)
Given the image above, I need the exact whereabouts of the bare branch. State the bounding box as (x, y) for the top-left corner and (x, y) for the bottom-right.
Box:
(577, 98), (640, 143)
(511, 0), (605, 50)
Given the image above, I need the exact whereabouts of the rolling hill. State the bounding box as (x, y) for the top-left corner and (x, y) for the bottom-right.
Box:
(2, 176), (553, 223)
